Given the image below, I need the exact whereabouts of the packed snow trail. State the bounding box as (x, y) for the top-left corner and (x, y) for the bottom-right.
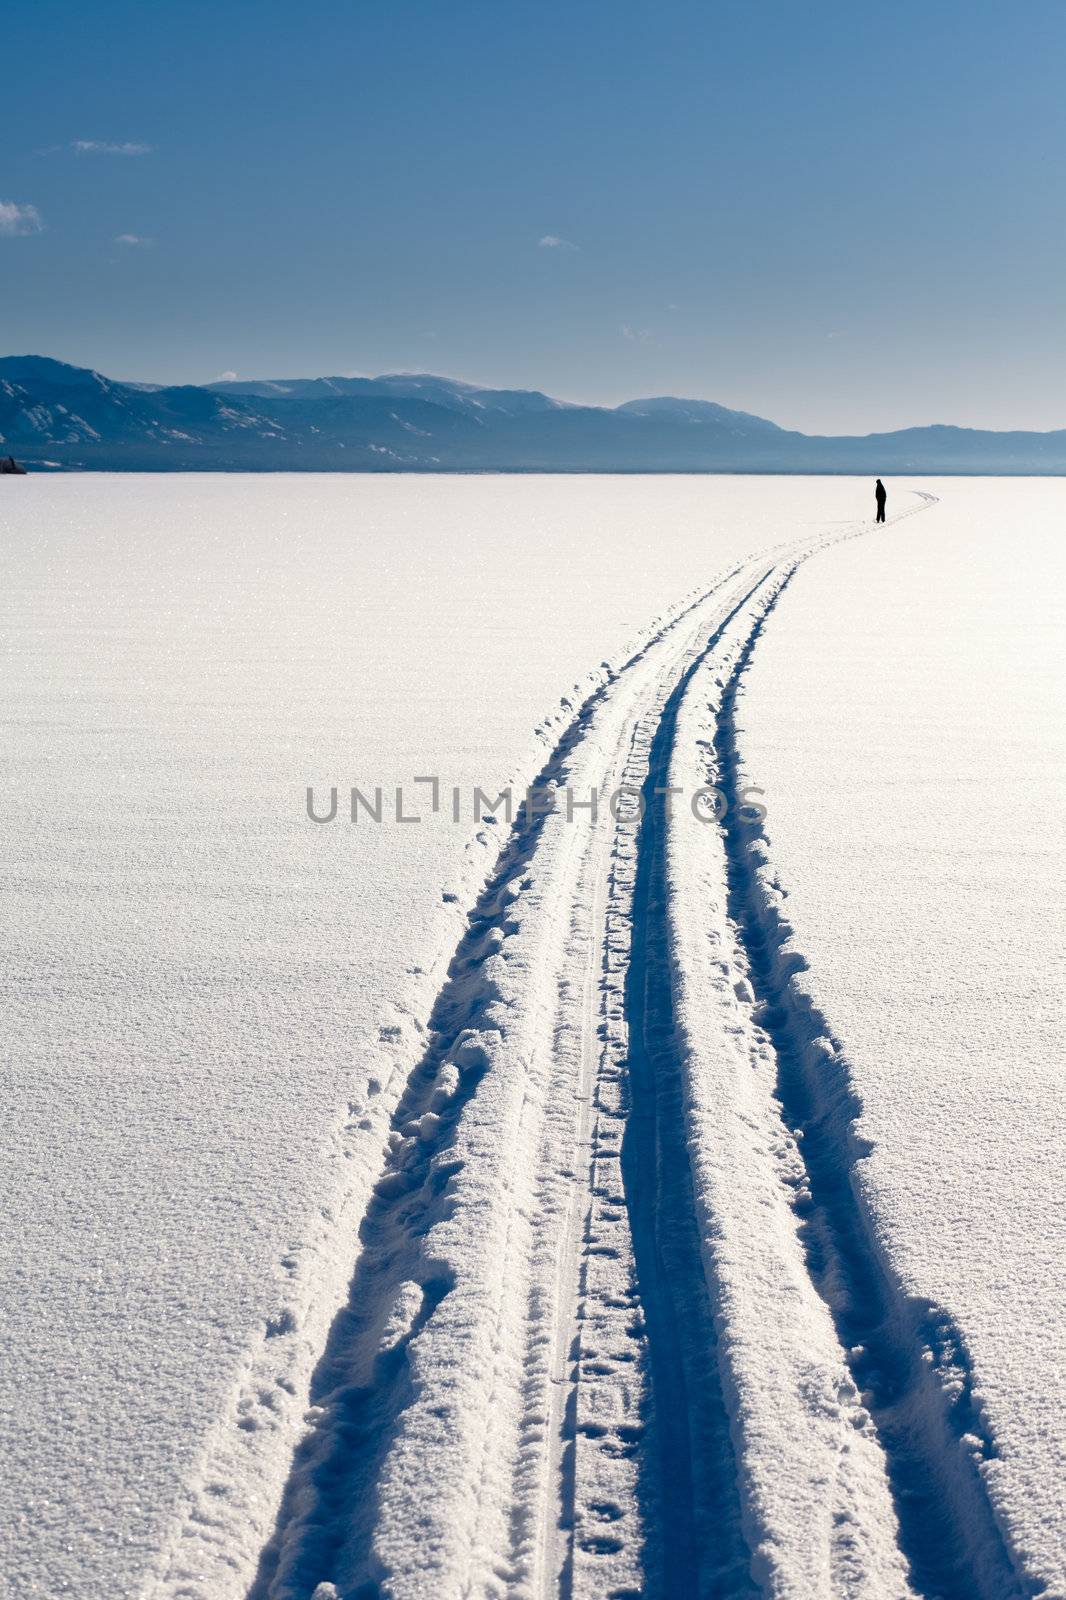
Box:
(240, 564), (766, 1600)
(708, 579), (1023, 1600)
(145, 489), (1033, 1600)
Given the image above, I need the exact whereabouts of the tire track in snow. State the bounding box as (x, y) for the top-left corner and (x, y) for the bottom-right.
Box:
(626, 547), (914, 1599)
(242, 562), (762, 1600)
(516, 736), (645, 1600)
(528, 572), (776, 1600)
(244, 656), (625, 1600)
(698, 514), (1028, 1598)
(143, 567), (748, 1600)
(618, 575), (775, 1599)
(548, 507), (940, 1599)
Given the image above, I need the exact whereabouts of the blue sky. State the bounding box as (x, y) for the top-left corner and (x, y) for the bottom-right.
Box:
(3, 0), (1065, 432)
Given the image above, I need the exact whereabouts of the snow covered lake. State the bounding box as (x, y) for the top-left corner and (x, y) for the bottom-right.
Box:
(0, 475), (1062, 1600)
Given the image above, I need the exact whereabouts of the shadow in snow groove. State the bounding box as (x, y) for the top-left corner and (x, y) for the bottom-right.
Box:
(621, 577), (771, 1600)
(712, 568), (1029, 1600)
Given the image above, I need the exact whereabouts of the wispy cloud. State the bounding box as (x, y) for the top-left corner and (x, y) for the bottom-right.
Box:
(0, 201), (43, 236)
(115, 232), (152, 247)
(73, 139), (152, 156)
(621, 324), (655, 345)
(214, 371), (239, 382)
(538, 234), (578, 251)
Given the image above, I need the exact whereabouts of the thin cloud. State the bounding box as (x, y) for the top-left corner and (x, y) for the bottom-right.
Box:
(0, 201), (43, 236)
(73, 140), (152, 156)
(538, 234), (578, 251)
(115, 233), (152, 247)
(214, 371), (239, 382)
(621, 324), (655, 345)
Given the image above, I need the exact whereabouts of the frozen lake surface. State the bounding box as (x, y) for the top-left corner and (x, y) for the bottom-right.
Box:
(0, 475), (1062, 1599)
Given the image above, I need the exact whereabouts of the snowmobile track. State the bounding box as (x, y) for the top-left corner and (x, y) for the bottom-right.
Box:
(152, 489), (1028, 1600)
(244, 561), (764, 1600)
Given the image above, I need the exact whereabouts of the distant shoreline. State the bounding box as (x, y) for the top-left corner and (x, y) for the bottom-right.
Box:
(6, 357), (1066, 477)
(11, 464), (1066, 477)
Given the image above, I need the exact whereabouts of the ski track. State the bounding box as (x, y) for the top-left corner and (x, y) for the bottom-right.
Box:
(147, 489), (1035, 1600)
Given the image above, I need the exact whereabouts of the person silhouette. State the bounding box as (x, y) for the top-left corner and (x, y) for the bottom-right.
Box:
(875, 479), (887, 522)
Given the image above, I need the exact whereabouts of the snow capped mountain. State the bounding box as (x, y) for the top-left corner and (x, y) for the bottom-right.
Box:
(0, 357), (286, 450)
(4, 355), (1066, 471)
(206, 372), (567, 417)
(616, 394), (788, 433)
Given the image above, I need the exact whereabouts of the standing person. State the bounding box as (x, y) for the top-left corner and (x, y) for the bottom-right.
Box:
(875, 478), (887, 522)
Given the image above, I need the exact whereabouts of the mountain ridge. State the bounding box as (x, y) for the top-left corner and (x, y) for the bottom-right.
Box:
(3, 355), (1066, 473)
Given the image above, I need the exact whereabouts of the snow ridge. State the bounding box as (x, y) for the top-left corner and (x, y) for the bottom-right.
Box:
(708, 568), (1028, 1599)
(245, 651), (638, 1599)
(662, 553), (916, 1599)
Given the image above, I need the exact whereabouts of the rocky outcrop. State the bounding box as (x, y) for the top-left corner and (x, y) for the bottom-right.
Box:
(0, 455), (27, 474)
